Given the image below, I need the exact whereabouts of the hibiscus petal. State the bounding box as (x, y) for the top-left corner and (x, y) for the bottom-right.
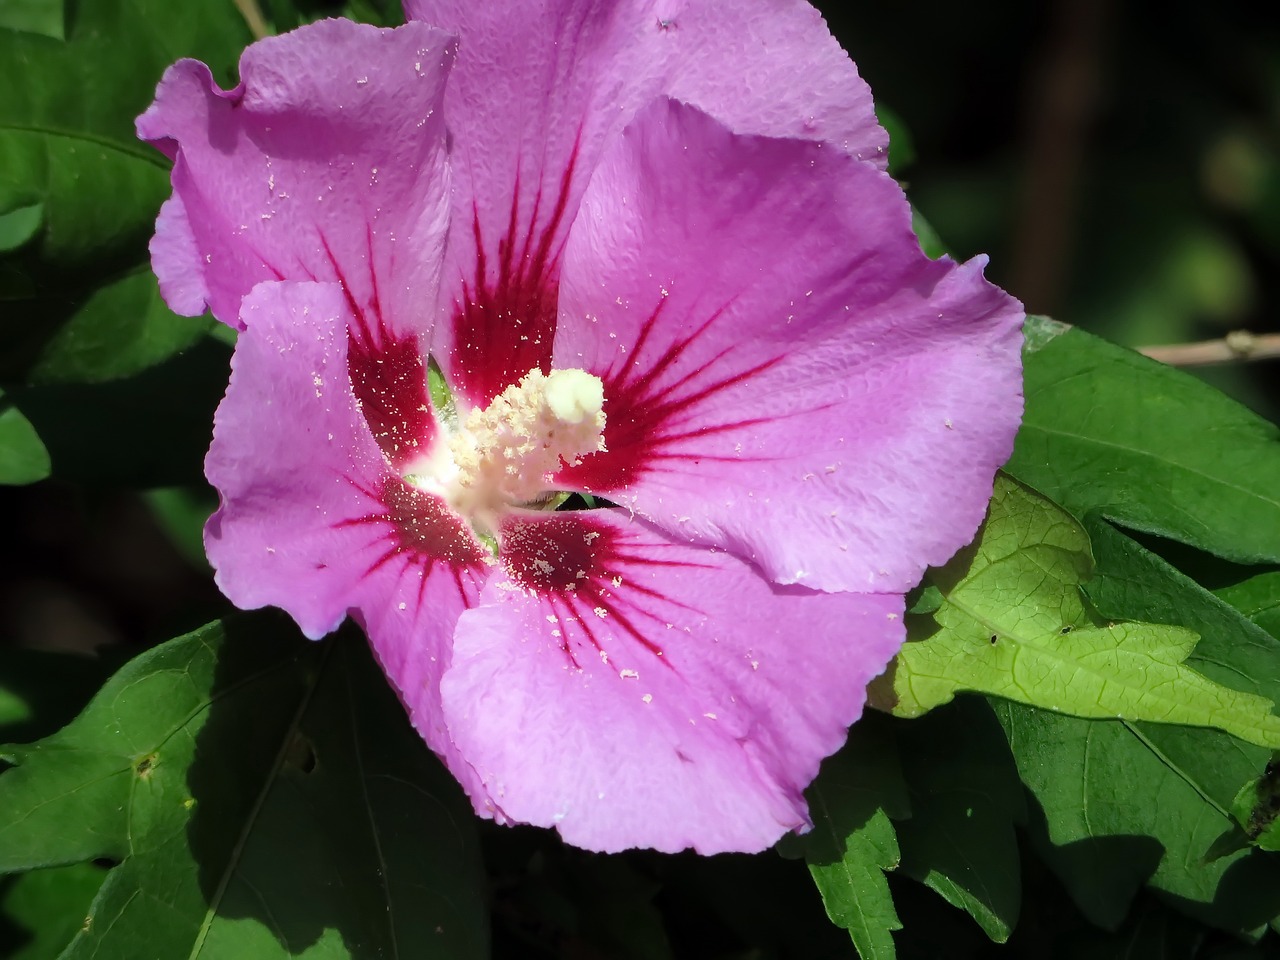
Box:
(660, 0), (888, 163)
(554, 98), (1024, 594)
(207, 279), (487, 635)
(209, 278), (493, 786)
(136, 18), (455, 340)
(440, 509), (903, 853)
(406, 0), (884, 406)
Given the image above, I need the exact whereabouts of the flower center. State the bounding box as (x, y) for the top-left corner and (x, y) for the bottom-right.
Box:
(410, 368), (606, 538)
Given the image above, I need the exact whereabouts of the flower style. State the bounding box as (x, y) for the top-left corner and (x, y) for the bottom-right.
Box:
(138, 0), (1023, 853)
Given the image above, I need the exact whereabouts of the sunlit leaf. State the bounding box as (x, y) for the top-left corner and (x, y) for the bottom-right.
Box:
(872, 476), (1280, 748)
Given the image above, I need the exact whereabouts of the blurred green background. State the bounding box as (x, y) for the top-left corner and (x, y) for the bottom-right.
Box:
(821, 0), (1280, 420)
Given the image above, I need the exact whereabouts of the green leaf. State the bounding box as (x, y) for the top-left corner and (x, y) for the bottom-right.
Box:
(782, 719), (908, 960)
(143, 486), (217, 571)
(993, 702), (1164, 930)
(0, 203), (42, 252)
(1217, 571), (1280, 640)
(0, 864), (106, 960)
(1063, 895), (1208, 960)
(872, 475), (1280, 748)
(1230, 766), (1280, 853)
(0, 0), (248, 384)
(994, 521), (1280, 934)
(0, 388), (48, 484)
(1007, 316), (1280, 565)
(0, 0), (62, 39)
(9, 335), (231, 487)
(0, 616), (488, 959)
(20, 270), (213, 386)
(0, 648), (112, 745)
(874, 103), (915, 175)
(893, 698), (1023, 943)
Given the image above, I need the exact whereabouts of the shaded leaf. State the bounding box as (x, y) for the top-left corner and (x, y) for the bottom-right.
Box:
(1063, 895), (1208, 960)
(0, 864), (106, 960)
(873, 476), (1280, 748)
(0, 0), (247, 384)
(0, 0), (62, 39)
(1007, 316), (1280, 565)
(894, 697), (1023, 943)
(0, 616), (487, 959)
(1230, 766), (1280, 853)
(782, 719), (907, 960)
(0, 648), (112, 745)
(143, 485), (217, 571)
(8, 335), (231, 487)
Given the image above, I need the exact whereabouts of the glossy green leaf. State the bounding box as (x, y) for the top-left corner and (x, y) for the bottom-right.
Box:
(0, 203), (42, 252)
(1007, 316), (1280, 564)
(782, 720), (908, 960)
(0, 616), (488, 959)
(0, 389), (48, 484)
(893, 698), (1023, 943)
(873, 476), (1280, 748)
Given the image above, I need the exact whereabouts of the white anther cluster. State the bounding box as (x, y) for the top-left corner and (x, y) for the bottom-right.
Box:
(447, 368), (606, 517)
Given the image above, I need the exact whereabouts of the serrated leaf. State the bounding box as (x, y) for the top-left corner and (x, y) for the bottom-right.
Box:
(1008, 316), (1280, 565)
(783, 720), (907, 960)
(0, 616), (487, 959)
(893, 698), (1023, 943)
(0, 389), (48, 485)
(996, 521), (1280, 935)
(873, 475), (1280, 749)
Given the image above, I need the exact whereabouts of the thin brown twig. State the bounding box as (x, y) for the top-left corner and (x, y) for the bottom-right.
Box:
(232, 0), (271, 40)
(1138, 331), (1280, 367)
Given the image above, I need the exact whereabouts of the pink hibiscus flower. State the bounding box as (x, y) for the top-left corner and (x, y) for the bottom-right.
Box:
(137, 1), (1023, 853)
